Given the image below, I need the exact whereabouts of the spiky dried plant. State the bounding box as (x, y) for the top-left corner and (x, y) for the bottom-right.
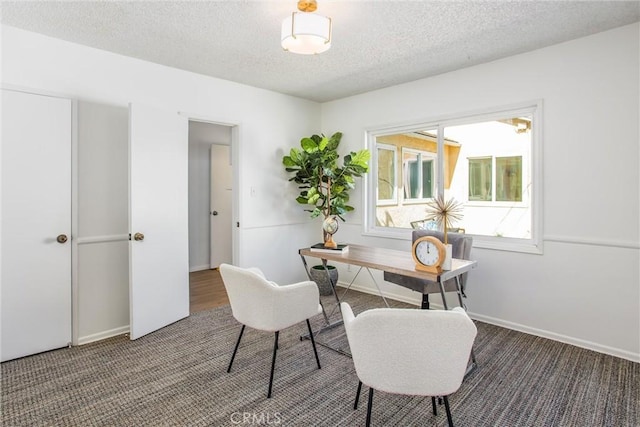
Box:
(424, 194), (464, 244)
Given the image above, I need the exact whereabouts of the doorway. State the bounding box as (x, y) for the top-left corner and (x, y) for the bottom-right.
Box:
(189, 120), (234, 264)
(188, 120), (235, 311)
(188, 120), (233, 271)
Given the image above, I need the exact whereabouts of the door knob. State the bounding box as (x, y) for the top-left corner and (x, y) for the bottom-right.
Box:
(133, 232), (144, 241)
(56, 234), (68, 244)
(212, 211), (218, 216)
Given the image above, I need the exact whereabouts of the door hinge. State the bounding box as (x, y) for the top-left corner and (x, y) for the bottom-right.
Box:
(236, 222), (240, 227)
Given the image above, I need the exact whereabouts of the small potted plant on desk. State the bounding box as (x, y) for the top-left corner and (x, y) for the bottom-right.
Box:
(282, 131), (369, 294)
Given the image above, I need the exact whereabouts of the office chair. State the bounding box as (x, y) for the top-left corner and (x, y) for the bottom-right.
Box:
(219, 263), (322, 398)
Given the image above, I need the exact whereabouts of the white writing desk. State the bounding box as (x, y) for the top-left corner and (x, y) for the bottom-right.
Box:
(299, 244), (479, 375)
(299, 244), (477, 311)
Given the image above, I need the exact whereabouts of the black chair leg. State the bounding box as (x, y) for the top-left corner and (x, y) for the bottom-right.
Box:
(431, 396), (437, 415)
(365, 388), (374, 427)
(306, 319), (321, 369)
(443, 395), (454, 427)
(227, 325), (245, 373)
(267, 331), (279, 398)
(354, 381), (363, 410)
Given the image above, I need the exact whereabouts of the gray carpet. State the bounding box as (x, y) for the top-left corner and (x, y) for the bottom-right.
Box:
(2, 292), (638, 427)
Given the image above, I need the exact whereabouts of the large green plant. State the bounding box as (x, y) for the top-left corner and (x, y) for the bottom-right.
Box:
(282, 132), (370, 221)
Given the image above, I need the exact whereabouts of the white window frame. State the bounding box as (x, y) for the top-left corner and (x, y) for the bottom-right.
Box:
(364, 100), (543, 254)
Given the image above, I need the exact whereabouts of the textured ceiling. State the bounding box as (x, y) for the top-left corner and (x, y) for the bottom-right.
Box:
(2, 1), (639, 102)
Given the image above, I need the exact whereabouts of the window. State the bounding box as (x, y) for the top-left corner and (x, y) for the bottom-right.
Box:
(468, 157), (492, 201)
(366, 102), (542, 253)
(496, 156), (522, 202)
(468, 156), (523, 202)
(377, 144), (396, 204)
(403, 148), (435, 201)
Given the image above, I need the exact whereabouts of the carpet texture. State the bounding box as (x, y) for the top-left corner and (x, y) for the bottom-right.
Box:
(2, 292), (638, 426)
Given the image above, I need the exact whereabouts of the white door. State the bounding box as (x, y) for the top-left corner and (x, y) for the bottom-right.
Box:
(209, 144), (233, 268)
(1, 89), (72, 361)
(129, 103), (189, 340)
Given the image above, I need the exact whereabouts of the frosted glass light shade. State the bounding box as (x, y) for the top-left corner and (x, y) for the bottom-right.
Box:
(281, 12), (332, 55)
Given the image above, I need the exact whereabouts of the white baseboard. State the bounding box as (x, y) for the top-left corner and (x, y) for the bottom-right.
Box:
(337, 282), (639, 363)
(189, 264), (211, 273)
(469, 313), (640, 363)
(77, 326), (129, 346)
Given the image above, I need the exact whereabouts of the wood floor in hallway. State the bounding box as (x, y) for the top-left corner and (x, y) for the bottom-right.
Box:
(189, 268), (229, 313)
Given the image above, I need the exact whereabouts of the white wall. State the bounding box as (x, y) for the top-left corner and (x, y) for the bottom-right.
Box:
(188, 121), (231, 271)
(4, 23), (638, 361)
(76, 101), (129, 343)
(321, 23), (640, 361)
(2, 25), (321, 342)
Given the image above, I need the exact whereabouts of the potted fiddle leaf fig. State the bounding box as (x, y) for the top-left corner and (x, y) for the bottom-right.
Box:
(282, 132), (370, 247)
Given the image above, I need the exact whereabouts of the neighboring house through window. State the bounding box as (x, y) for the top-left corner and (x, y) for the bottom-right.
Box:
(376, 144), (396, 204)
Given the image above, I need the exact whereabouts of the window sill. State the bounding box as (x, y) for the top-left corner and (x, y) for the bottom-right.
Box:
(363, 226), (543, 254)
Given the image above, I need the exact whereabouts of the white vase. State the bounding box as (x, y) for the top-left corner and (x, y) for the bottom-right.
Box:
(442, 243), (453, 270)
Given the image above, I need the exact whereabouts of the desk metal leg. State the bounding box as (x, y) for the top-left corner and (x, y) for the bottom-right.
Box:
(433, 276), (477, 377)
(438, 281), (449, 310)
(455, 276), (466, 310)
(365, 267), (390, 308)
(298, 254), (390, 357)
(453, 276), (477, 377)
(321, 259), (341, 306)
(299, 252), (352, 357)
(435, 276), (465, 311)
(300, 254), (330, 324)
(324, 266), (366, 320)
(465, 349), (478, 376)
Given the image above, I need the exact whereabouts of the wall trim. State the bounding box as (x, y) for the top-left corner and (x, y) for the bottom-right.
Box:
(190, 264), (211, 273)
(76, 234), (129, 245)
(337, 281), (639, 363)
(544, 235), (640, 250)
(77, 326), (129, 346)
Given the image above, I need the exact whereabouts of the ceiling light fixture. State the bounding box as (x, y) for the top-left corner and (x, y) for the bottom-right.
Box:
(281, 0), (332, 55)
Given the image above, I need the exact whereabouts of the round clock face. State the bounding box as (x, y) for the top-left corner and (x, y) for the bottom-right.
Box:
(412, 236), (446, 270)
(415, 240), (441, 266)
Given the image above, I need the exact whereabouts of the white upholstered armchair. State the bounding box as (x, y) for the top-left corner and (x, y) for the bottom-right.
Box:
(341, 302), (477, 427)
(219, 263), (323, 398)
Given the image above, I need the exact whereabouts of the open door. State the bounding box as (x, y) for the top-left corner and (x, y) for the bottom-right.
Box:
(129, 103), (189, 340)
(209, 144), (233, 268)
